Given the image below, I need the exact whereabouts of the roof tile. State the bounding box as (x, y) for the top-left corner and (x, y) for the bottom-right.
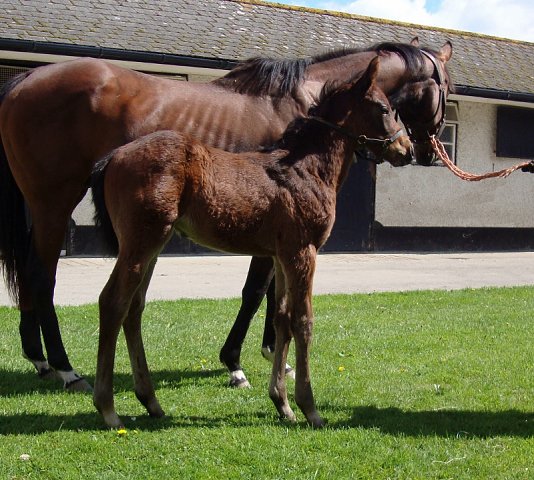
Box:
(0, 0), (533, 94)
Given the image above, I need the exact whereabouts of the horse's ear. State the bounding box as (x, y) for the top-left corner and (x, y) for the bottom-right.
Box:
(438, 41), (453, 62)
(410, 36), (420, 47)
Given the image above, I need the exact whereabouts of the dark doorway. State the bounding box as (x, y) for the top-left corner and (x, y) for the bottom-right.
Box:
(322, 154), (376, 252)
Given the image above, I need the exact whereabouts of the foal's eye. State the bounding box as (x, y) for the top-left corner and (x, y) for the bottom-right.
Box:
(380, 104), (390, 114)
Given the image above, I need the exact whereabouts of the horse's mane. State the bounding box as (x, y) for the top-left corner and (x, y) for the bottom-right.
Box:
(214, 42), (435, 97)
(263, 70), (365, 154)
(214, 56), (312, 97)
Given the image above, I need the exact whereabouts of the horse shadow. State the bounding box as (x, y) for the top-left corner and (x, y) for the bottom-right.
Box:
(2, 368), (533, 437)
(324, 404), (534, 438)
(0, 366), (253, 434)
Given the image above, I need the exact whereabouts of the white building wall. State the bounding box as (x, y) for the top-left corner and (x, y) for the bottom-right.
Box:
(375, 99), (534, 228)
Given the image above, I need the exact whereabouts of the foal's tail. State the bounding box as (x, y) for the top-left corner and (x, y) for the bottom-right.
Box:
(91, 155), (119, 256)
(0, 73), (33, 303)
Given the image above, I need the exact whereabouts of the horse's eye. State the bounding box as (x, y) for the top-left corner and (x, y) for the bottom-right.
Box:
(380, 104), (390, 114)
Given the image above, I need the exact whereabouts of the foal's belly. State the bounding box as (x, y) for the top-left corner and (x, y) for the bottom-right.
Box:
(173, 215), (275, 257)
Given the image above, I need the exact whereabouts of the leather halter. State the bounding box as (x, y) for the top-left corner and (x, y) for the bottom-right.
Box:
(405, 50), (448, 141)
(309, 116), (407, 163)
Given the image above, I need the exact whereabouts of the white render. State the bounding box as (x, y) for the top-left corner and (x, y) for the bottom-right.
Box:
(375, 99), (534, 228)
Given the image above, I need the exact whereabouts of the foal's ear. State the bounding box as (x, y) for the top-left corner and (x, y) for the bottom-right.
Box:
(438, 41), (453, 62)
(355, 56), (380, 94)
(366, 56), (380, 85)
(410, 36), (420, 47)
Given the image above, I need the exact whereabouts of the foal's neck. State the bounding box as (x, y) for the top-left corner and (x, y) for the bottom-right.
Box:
(289, 123), (356, 194)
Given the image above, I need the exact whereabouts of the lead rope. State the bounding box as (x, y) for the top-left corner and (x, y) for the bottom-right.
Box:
(429, 136), (534, 181)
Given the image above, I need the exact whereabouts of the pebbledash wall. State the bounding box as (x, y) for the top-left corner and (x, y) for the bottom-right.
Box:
(2, 0), (534, 253)
(374, 97), (534, 250)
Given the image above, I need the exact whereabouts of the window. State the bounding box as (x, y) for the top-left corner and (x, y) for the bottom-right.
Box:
(496, 106), (534, 159)
(434, 102), (459, 165)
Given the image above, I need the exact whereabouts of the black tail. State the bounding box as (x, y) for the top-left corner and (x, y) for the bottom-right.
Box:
(0, 72), (33, 303)
(91, 154), (119, 256)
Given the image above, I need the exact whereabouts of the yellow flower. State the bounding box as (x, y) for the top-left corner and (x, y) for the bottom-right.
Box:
(338, 366), (345, 372)
(117, 428), (127, 436)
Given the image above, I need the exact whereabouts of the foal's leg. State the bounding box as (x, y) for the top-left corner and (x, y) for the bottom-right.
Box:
(285, 246), (324, 428)
(268, 261), (296, 423)
(219, 256), (274, 387)
(94, 255), (153, 428)
(122, 258), (165, 418)
(261, 280), (295, 380)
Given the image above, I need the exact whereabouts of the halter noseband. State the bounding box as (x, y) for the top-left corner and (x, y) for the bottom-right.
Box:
(405, 50), (448, 141)
(309, 116), (407, 163)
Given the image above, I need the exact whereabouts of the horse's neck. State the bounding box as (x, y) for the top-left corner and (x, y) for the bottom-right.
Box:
(304, 52), (409, 97)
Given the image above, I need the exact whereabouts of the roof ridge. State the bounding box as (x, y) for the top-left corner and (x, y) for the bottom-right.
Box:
(229, 0), (534, 46)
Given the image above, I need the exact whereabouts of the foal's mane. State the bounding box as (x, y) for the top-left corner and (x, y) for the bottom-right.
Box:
(214, 42), (433, 97)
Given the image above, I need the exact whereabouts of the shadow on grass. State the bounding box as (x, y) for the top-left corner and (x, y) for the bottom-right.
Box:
(327, 405), (534, 438)
(0, 367), (246, 434)
(0, 367), (227, 396)
(3, 368), (533, 437)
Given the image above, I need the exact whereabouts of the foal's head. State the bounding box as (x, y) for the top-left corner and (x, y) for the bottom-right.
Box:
(311, 57), (413, 167)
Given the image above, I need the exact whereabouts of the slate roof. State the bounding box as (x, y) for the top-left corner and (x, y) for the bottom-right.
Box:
(1, 0), (534, 96)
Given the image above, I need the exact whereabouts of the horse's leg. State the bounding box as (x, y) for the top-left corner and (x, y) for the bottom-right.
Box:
(219, 256), (274, 387)
(261, 279), (295, 380)
(26, 213), (92, 392)
(93, 254), (154, 428)
(18, 279), (53, 378)
(268, 260), (296, 423)
(285, 246), (325, 428)
(122, 257), (165, 419)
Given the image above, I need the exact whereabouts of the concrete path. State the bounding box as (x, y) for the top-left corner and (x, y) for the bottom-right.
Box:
(1, 252), (534, 306)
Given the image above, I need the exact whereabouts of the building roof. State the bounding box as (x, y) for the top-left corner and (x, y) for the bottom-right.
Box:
(1, 0), (534, 96)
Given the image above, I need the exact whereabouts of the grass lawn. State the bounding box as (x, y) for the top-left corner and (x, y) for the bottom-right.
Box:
(1, 287), (533, 479)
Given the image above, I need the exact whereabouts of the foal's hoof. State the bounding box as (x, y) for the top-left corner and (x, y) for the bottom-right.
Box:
(306, 412), (326, 429)
(65, 377), (93, 393)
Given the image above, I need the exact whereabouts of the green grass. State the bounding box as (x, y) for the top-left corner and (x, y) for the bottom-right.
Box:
(1, 287), (533, 479)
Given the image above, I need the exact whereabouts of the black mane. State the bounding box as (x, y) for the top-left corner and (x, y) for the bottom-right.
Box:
(214, 41), (433, 97)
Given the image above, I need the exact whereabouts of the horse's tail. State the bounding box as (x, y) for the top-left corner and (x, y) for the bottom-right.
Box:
(0, 72), (33, 303)
(90, 154), (119, 256)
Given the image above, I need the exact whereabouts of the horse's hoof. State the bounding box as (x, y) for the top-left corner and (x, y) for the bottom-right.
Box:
(262, 347), (295, 381)
(65, 376), (93, 393)
(23, 355), (56, 380)
(228, 369), (251, 389)
(38, 368), (57, 381)
(285, 366), (295, 380)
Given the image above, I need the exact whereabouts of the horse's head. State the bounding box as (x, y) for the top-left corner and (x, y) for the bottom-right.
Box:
(393, 39), (453, 165)
(313, 56), (413, 167)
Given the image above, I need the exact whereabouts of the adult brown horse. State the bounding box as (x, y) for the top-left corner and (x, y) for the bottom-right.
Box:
(0, 39), (452, 391)
(90, 57), (413, 428)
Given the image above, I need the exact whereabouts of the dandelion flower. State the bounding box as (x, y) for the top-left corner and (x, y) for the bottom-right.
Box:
(117, 428), (127, 436)
(338, 366), (345, 372)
